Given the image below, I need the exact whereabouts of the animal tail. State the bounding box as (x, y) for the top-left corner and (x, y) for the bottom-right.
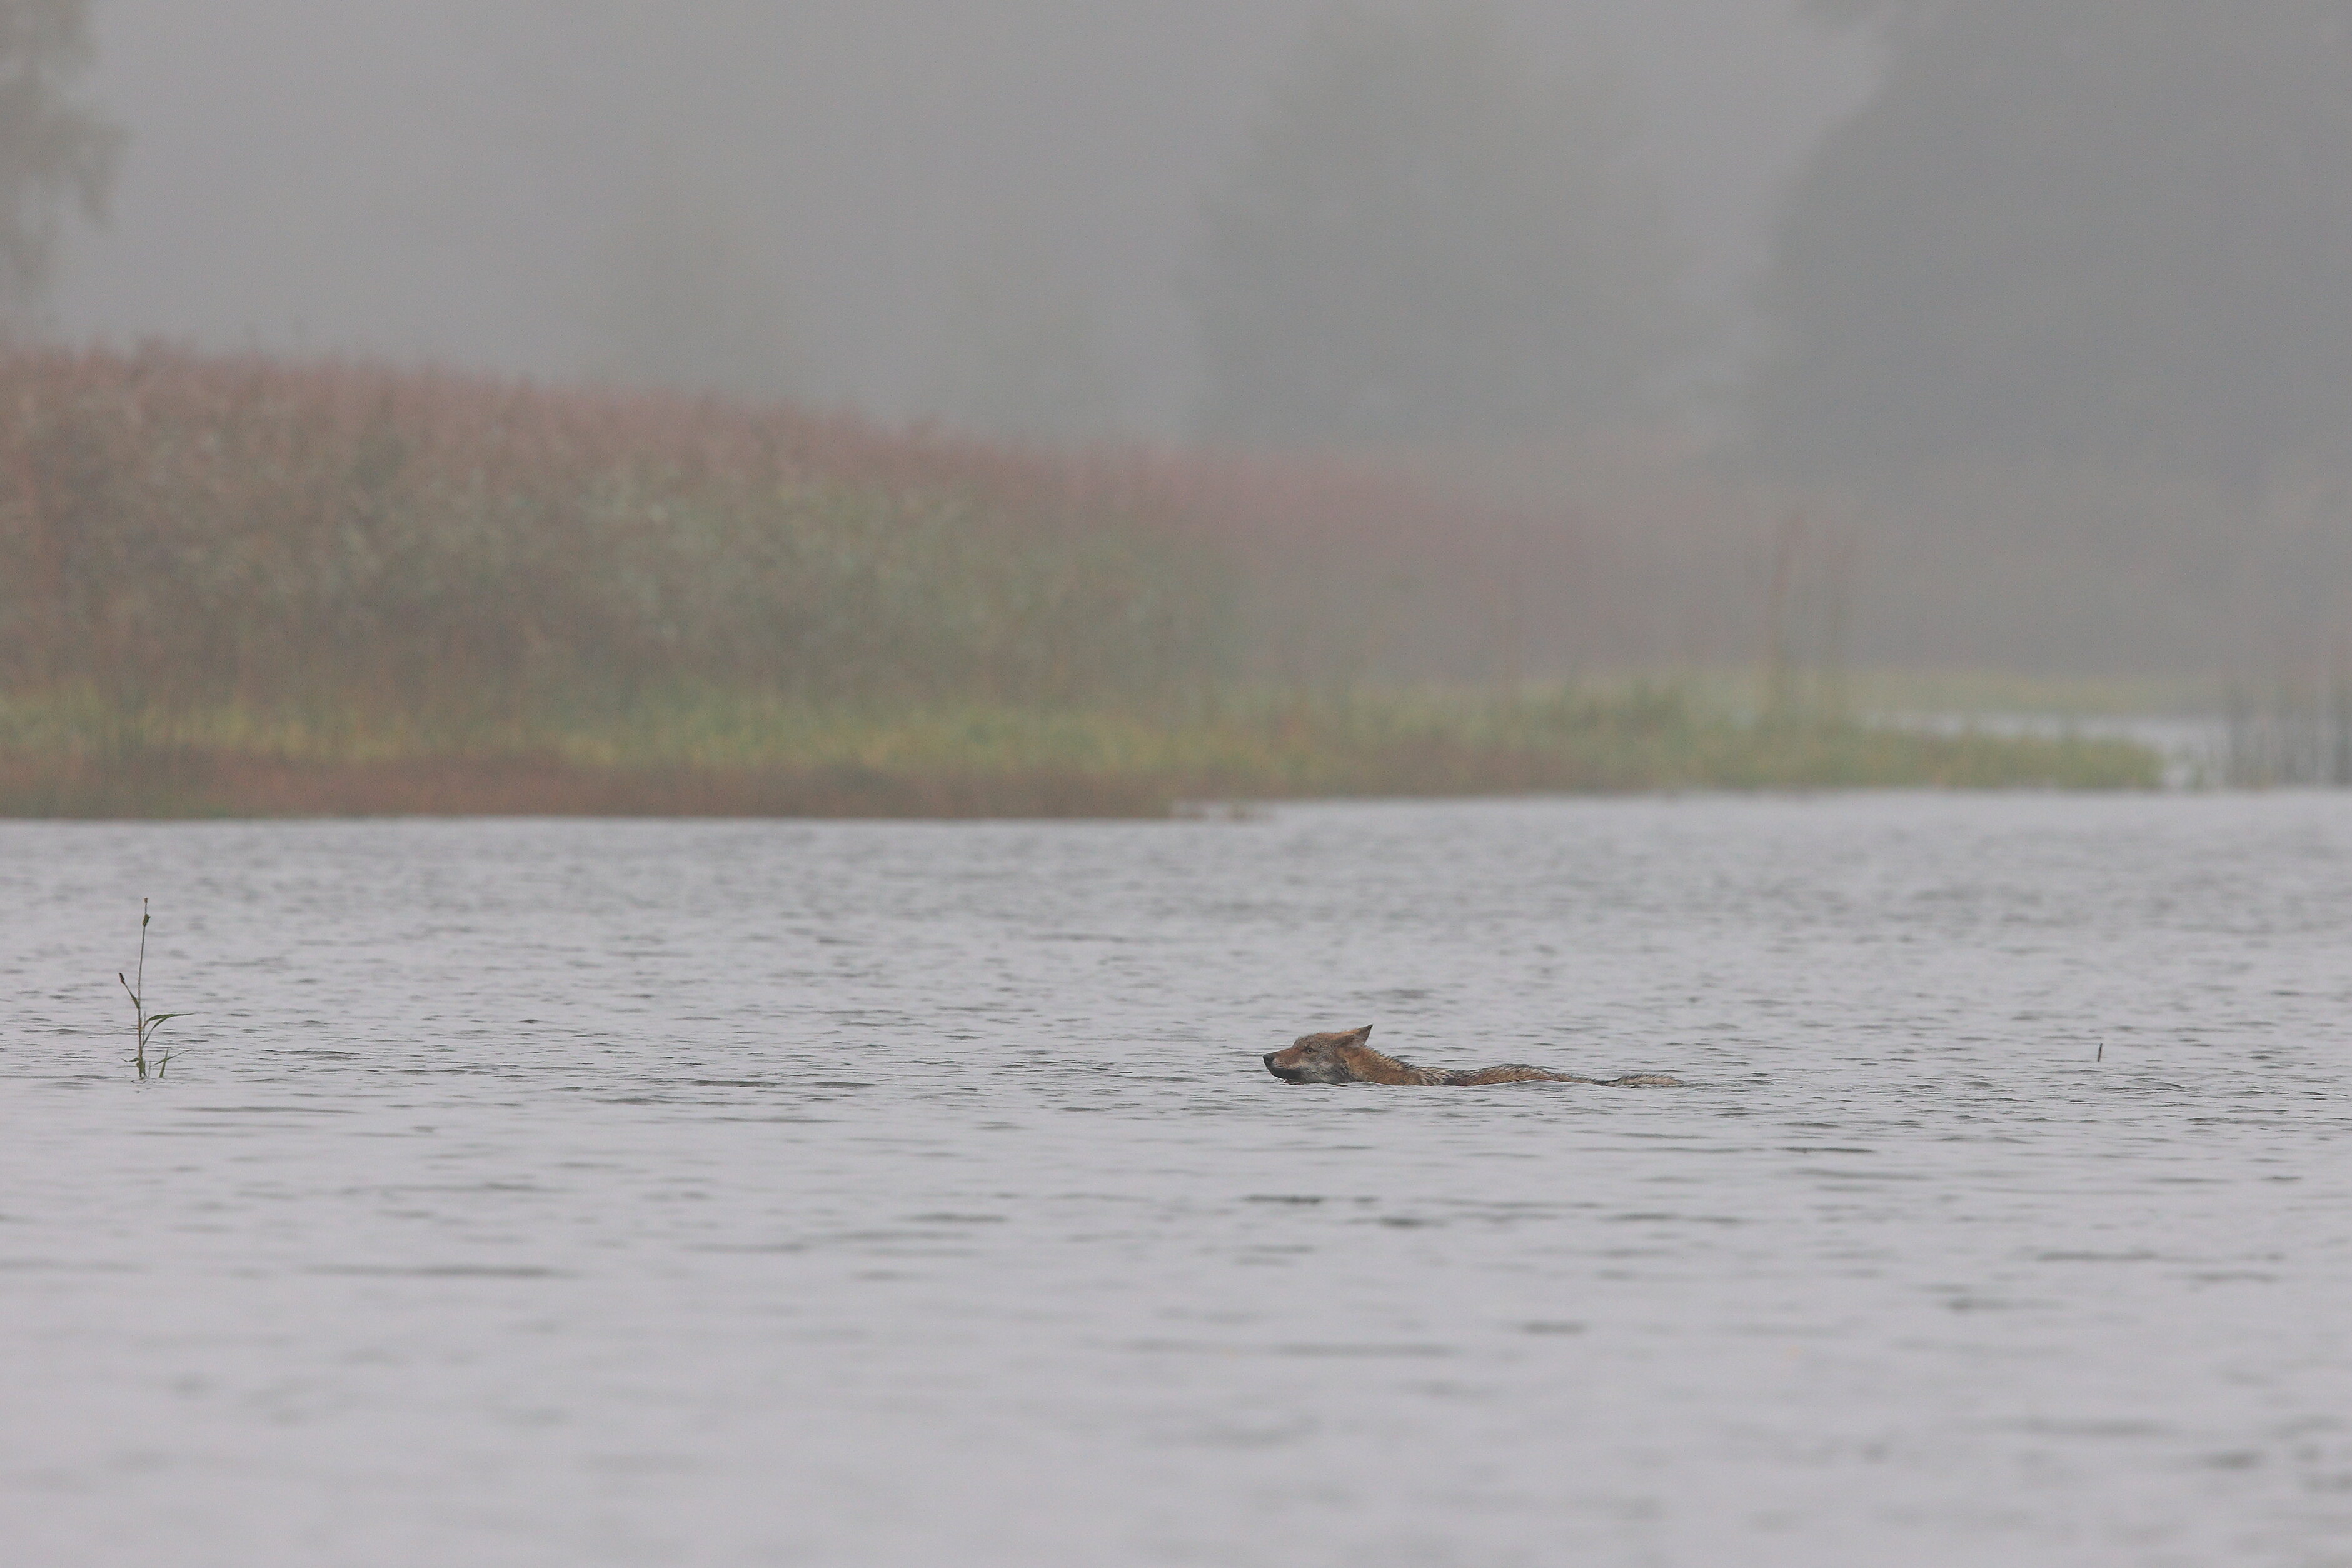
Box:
(1604, 1073), (1682, 1088)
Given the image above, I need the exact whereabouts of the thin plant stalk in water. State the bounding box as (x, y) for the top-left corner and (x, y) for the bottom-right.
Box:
(119, 898), (186, 1080)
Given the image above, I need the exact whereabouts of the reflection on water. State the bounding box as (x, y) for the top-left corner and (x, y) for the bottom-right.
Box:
(4, 796), (2351, 1566)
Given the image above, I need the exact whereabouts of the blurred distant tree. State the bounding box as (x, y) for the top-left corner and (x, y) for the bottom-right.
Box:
(0, 0), (121, 314)
(1187, 3), (1686, 445)
(1754, 0), (2352, 480)
(923, 235), (1118, 443)
(590, 169), (807, 401)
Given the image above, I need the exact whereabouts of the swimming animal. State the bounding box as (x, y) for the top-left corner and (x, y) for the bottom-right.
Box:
(1262, 1025), (1680, 1087)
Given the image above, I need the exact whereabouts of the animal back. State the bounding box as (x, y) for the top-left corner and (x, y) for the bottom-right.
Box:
(1442, 1065), (1598, 1085)
(1439, 1066), (1682, 1087)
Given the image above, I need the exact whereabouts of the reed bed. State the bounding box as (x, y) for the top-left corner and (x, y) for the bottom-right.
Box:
(0, 344), (2158, 815)
(0, 343), (1227, 708)
(2219, 668), (2352, 787)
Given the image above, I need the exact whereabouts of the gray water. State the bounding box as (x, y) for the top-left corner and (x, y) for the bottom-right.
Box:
(4, 795), (2350, 1567)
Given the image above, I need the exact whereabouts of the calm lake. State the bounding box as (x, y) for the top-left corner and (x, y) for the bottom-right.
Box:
(5, 795), (2350, 1566)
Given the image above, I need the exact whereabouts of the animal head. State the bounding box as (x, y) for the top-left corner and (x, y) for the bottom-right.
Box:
(1263, 1025), (1377, 1084)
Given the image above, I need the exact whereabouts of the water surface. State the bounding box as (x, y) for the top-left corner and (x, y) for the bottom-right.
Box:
(4, 795), (2349, 1565)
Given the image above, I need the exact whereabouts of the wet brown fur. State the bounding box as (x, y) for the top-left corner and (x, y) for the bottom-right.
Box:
(1262, 1026), (1681, 1088)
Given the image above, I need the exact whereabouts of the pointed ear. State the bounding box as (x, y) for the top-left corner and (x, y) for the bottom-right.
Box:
(1347, 1025), (1374, 1045)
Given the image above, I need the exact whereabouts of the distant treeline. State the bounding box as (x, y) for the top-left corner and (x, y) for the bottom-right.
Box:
(1759, 0), (2352, 480)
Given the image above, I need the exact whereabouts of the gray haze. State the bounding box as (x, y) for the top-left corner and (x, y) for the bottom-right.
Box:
(1187, 6), (1691, 443)
(1756, 0), (2352, 480)
(42, 1), (1875, 435)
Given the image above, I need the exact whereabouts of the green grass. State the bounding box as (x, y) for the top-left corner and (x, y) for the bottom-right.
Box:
(1837, 668), (2224, 720)
(0, 683), (2163, 817)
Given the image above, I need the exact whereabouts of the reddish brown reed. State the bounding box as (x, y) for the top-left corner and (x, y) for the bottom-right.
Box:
(0, 343), (1684, 711)
(0, 343), (1244, 708)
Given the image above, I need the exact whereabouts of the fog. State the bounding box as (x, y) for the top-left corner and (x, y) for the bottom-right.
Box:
(43, 0), (1875, 434)
(22, 0), (2352, 683)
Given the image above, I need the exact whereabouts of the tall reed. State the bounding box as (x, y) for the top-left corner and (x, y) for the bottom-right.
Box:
(0, 344), (1232, 713)
(118, 898), (184, 1079)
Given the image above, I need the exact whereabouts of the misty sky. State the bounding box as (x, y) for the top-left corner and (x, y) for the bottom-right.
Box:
(46, 1), (1876, 435)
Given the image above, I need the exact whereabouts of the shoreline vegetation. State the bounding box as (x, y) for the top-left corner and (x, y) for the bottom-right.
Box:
(0, 344), (2159, 818)
(0, 689), (2159, 817)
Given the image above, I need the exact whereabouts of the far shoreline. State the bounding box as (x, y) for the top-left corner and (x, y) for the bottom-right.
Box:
(0, 693), (2163, 819)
